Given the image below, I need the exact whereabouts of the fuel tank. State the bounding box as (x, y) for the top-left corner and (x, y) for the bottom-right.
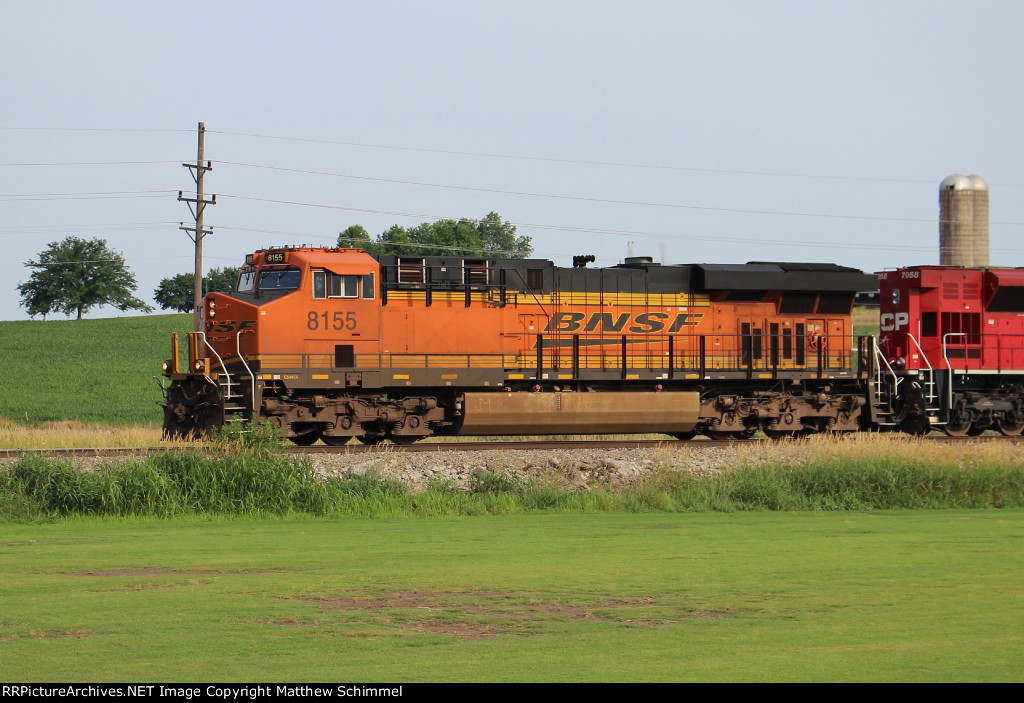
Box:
(457, 391), (699, 435)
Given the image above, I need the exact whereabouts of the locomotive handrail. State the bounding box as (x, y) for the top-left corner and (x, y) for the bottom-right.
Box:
(502, 331), (858, 376)
(872, 337), (900, 381)
(200, 332), (233, 401)
(236, 330), (257, 413)
(904, 333), (937, 411)
(942, 332), (968, 412)
(871, 336), (903, 412)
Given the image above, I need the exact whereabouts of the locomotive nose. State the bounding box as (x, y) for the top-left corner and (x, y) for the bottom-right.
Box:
(202, 292), (259, 351)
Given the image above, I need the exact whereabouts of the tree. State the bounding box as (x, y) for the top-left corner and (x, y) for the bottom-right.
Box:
(336, 212), (532, 258)
(18, 237), (153, 320)
(337, 225), (376, 252)
(153, 266), (240, 313)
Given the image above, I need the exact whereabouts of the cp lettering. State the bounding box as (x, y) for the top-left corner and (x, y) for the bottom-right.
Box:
(880, 312), (909, 332)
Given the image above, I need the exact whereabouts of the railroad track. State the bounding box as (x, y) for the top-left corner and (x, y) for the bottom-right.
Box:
(2, 434), (1022, 459)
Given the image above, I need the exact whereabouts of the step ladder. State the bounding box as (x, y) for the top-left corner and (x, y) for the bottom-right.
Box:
(868, 335), (942, 429)
(217, 373), (253, 424)
(200, 331), (257, 426)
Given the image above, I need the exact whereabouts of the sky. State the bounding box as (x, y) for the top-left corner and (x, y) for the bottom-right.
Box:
(2, 0), (1023, 320)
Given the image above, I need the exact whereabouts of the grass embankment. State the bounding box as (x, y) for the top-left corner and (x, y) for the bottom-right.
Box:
(3, 432), (1022, 521)
(0, 314), (190, 428)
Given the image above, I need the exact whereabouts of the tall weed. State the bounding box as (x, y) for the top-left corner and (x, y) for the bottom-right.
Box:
(3, 433), (1024, 521)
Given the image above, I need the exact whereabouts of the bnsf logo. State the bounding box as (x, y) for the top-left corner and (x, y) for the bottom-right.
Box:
(880, 312), (909, 331)
(545, 312), (703, 334)
(206, 320), (256, 335)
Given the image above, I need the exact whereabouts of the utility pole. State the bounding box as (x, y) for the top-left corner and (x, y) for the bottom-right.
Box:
(178, 122), (216, 332)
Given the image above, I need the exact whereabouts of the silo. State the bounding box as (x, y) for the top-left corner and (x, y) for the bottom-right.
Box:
(939, 174), (989, 266)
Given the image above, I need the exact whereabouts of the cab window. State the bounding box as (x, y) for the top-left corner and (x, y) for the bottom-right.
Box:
(237, 271), (257, 291)
(312, 271), (376, 300)
(257, 268), (301, 290)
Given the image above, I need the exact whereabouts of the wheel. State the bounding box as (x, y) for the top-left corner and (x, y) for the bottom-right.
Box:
(389, 436), (420, 445)
(289, 433), (319, 446)
(289, 422), (320, 446)
(670, 431), (698, 441)
(321, 435), (352, 446)
(967, 424), (988, 437)
(705, 430), (733, 441)
(357, 435), (386, 445)
(764, 430), (796, 440)
(942, 420), (972, 437)
(893, 384), (929, 435)
(898, 414), (930, 435)
(733, 428), (757, 440)
(997, 419), (1024, 437)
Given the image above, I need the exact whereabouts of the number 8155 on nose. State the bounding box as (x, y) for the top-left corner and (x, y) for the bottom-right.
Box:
(307, 311), (357, 331)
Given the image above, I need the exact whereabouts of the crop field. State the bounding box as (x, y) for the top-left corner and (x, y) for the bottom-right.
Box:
(0, 314), (191, 427)
(0, 511), (1021, 682)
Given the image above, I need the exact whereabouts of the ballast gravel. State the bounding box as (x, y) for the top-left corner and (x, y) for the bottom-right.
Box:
(303, 445), (742, 492)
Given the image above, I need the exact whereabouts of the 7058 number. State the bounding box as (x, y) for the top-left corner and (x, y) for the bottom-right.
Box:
(307, 311), (357, 331)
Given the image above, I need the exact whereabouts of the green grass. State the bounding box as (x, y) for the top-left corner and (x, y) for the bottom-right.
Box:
(0, 511), (1021, 681)
(853, 306), (880, 337)
(0, 314), (190, 426)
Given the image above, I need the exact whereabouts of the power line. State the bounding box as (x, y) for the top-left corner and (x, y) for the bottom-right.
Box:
(0, 223), (175, 237)
(220, 160), (949, 223)
(209, 130), (957, 186)
(0, 190), (176, 201)
(214, 219), (1024, 257)
(3, 124), (1021, 188)
(0, 221), (175, 231)
(219, 191), (1024, 229)
(0, 127), (191, 133)
(0, 160), (180, 167)
(2, 254), (191, 268)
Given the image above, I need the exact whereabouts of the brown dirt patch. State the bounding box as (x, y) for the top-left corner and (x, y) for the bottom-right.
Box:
(306, 590), (692, 636)
(1, 630), (94, 641)
(270, 619), (317, 627)
(316, 590), (513, 611)
(65, 569), (286, 576)
(405, 619), (528, 640)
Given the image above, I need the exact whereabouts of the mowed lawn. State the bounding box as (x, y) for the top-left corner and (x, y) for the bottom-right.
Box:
(1, 510), (1021, 682)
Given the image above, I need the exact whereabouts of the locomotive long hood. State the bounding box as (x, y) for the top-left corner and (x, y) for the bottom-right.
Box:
(696, 263), (877, 292)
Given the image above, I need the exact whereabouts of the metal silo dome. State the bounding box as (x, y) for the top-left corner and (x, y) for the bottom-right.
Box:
(939, 173), (990, 267)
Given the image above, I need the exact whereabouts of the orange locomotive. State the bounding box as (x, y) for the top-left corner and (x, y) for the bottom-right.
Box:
(161, 247), (877, 443)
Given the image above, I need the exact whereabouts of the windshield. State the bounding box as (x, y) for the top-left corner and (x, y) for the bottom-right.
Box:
(237, 271), (257, 291)
(257, 268), (301, 291)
